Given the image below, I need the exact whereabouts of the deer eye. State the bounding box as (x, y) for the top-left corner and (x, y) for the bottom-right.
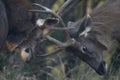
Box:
(25, 48), (30, 53)
(81, 46), (88, 53)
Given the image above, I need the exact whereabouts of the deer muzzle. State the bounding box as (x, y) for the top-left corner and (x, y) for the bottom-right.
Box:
(96, 61), (106, 75)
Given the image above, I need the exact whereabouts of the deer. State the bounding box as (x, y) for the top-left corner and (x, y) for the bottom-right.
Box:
(67, 0), (120, 75)
(0, 0), (38, 62)
(30, 0), (120, 75)
(66, 0), (120, 75)
(0, 0), (59, 62)
(61, 0), (120, 75)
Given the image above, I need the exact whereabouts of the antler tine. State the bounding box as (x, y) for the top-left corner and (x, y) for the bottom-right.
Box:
(32, 3), (51, 12)
(48, 27), (74, 31)
(57, 0), (74, 16)
(28, 10), (58, 18)
(57, 0), (81, 17)
(46, 35), (64, 46)
(30, 3), (58, 18)
(38, 48), (64, 57)
(46, 35), (75, 48)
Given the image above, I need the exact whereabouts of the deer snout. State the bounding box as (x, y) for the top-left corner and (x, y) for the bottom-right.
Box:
(96, 61), (107, 75)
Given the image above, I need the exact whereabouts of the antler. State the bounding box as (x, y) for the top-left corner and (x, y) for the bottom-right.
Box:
(29, 4), (70, 44)
(29, 3), (66, 27)
(39, 35), (75, 57)
(29, 0), (80, 57)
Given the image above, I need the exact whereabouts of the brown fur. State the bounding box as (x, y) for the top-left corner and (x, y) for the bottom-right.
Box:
(2, 0), (35, 32)
(1, 0), (37, 51)
(91, 0), (120, 49)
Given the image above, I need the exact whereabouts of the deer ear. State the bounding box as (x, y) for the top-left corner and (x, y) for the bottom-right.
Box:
(78, 14), (92, 37)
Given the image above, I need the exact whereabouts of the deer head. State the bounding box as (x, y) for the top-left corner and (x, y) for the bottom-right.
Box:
(19, 18), (59, 62)
(67, 15), (106, 75)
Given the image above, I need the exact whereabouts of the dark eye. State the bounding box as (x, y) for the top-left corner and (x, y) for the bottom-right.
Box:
(81, 46), (88, 53)
(25, 48), (30, 53)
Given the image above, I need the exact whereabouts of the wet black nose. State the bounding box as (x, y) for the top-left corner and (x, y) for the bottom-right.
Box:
(96, 61), (106, 75)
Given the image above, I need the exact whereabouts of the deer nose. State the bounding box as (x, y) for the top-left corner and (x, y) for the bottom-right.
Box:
(96, 61), (106, 75)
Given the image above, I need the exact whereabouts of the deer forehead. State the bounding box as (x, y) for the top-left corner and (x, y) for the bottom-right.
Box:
(79, 26), (92, 37)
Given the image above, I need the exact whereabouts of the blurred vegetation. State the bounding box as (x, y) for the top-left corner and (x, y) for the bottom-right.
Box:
(0, 0), (120, 80)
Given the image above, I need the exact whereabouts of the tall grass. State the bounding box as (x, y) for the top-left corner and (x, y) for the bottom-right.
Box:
(0, 50), (120, 80)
